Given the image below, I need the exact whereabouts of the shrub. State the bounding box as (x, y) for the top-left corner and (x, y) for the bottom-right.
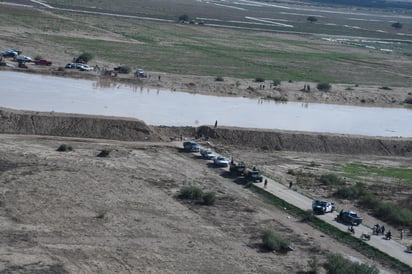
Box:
(334, 183), (366, 199)
(379, 86), (392, 90)
(96, 209), (108, 219)
(97, 149), (111, 157)
(404, 97), (412, 104)
(272, 79), (281, 86)
(215, 76), (224, 82)
(34, 55), (42, 61)
(319, 173), (343, 186)
(57, 144), (73, 152)
(308, 257), (320, 274)
(324, 254), (379, 274)
(178, 14), (189, 22)
(307, 16), (318, 23)
(179, 186), (203, 201)
(76, 52), (93, 63)
(57, 66), (65, 71)
(255, 77), (265, 82)
(114, 66), (131, 74)
(374, 201), (412, 226)
(359, 192), (380, 208)
(391, 22), (402, 29)
(273, 96), (288, 102)
(261, 229), (290, 252)
(317, 83), (331, 92)
(202, 192), (217, 205)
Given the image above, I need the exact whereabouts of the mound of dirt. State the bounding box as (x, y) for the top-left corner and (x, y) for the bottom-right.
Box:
(2, 107), (412, 156)
(0, 107), (160, 141)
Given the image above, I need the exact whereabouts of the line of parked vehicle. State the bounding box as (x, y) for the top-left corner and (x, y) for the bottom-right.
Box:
(182, 140), (264, 182)
(1, 48), (52, 66)
(2, 48), (148, 77)
(183, 141), (231, 167)
(183, 140), (363, 229)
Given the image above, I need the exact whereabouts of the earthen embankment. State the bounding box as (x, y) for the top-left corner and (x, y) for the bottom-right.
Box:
(1, 107), (411, 156)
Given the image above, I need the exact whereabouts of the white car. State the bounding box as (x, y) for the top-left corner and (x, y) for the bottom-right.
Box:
(14, 55), (32, 62)
(78, 64), (93, 71)
(200, 148), (216, 159)
(213, 156), (230, 167)
(312, 200), (335, 214)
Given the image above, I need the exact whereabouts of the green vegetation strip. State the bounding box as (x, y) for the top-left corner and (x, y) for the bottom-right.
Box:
(343, 163), (412, 184)
(249, 184), (412, 273)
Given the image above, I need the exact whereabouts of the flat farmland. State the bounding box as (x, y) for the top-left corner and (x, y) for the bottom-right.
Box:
(2, 1), (412, 86)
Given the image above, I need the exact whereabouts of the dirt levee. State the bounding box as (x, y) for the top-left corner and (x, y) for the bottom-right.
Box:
(192, 126), (412, 156)
(0, 107), (160, 141)
(1, 107), (412, 156)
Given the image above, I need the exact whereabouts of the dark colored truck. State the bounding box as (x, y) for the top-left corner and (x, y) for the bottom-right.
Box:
(183, 141), (200, 152)
(229, 162), (246, 176)
(244, 169), (263, 182)
(336, 210), (363, 226)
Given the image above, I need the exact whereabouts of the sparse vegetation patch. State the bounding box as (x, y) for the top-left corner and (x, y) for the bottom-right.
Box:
(324, 254), (379, 274)
(261, 229), (290, 253)
(57, 144), (73, 152)
(97, 149), (111, 157)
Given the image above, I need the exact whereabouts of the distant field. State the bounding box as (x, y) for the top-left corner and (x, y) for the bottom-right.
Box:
(1, 1), (412, 85)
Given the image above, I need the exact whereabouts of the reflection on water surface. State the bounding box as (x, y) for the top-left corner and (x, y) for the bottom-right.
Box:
(0, 71), (411, 137)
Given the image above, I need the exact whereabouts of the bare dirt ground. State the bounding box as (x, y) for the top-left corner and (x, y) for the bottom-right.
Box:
(0, 134), (400, 274)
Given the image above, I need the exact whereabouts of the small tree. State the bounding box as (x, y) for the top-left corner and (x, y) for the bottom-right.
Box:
(202, 192), (217, 205)
(261, 229), (290, 253)
(317, 83), (331, 92)
(179, 186), (203, 201)
(391, 22), (402, 29)
(76, 52), (93, 64)
(404, 97), (412, 104)
(178, 14), (189, 22)
(57, 144), (73, 152)
(255, 77), (265, 83)
(307, 16), (317, 23)
(272, 79), (281, 86)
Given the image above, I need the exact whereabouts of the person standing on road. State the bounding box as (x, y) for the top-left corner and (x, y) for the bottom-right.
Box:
(264, 179), (268, 188)
(214, 120), (218, 128)
(289, 181), (293, 189)
(400, 228), (404, 240)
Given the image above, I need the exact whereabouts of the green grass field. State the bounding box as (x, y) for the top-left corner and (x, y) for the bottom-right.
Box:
(342, 163), (412, 185)
(1, 1), (412, 85)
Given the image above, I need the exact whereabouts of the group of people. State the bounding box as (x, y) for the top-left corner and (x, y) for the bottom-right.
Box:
(372, 224), (393, 240)
(373, 224), (385, 235)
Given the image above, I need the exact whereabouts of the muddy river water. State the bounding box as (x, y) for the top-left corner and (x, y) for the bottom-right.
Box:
(1, 71), (411, 137)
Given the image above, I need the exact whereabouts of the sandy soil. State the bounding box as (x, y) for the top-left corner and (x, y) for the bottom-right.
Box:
(0, 134), (398, 274)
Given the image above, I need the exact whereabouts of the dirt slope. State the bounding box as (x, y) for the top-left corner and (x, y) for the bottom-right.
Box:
(0, 134), (393, 273)
(2, 107), (412, 156)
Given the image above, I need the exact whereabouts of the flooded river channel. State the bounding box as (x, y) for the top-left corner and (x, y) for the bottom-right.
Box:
(1, 71), (411, 137)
